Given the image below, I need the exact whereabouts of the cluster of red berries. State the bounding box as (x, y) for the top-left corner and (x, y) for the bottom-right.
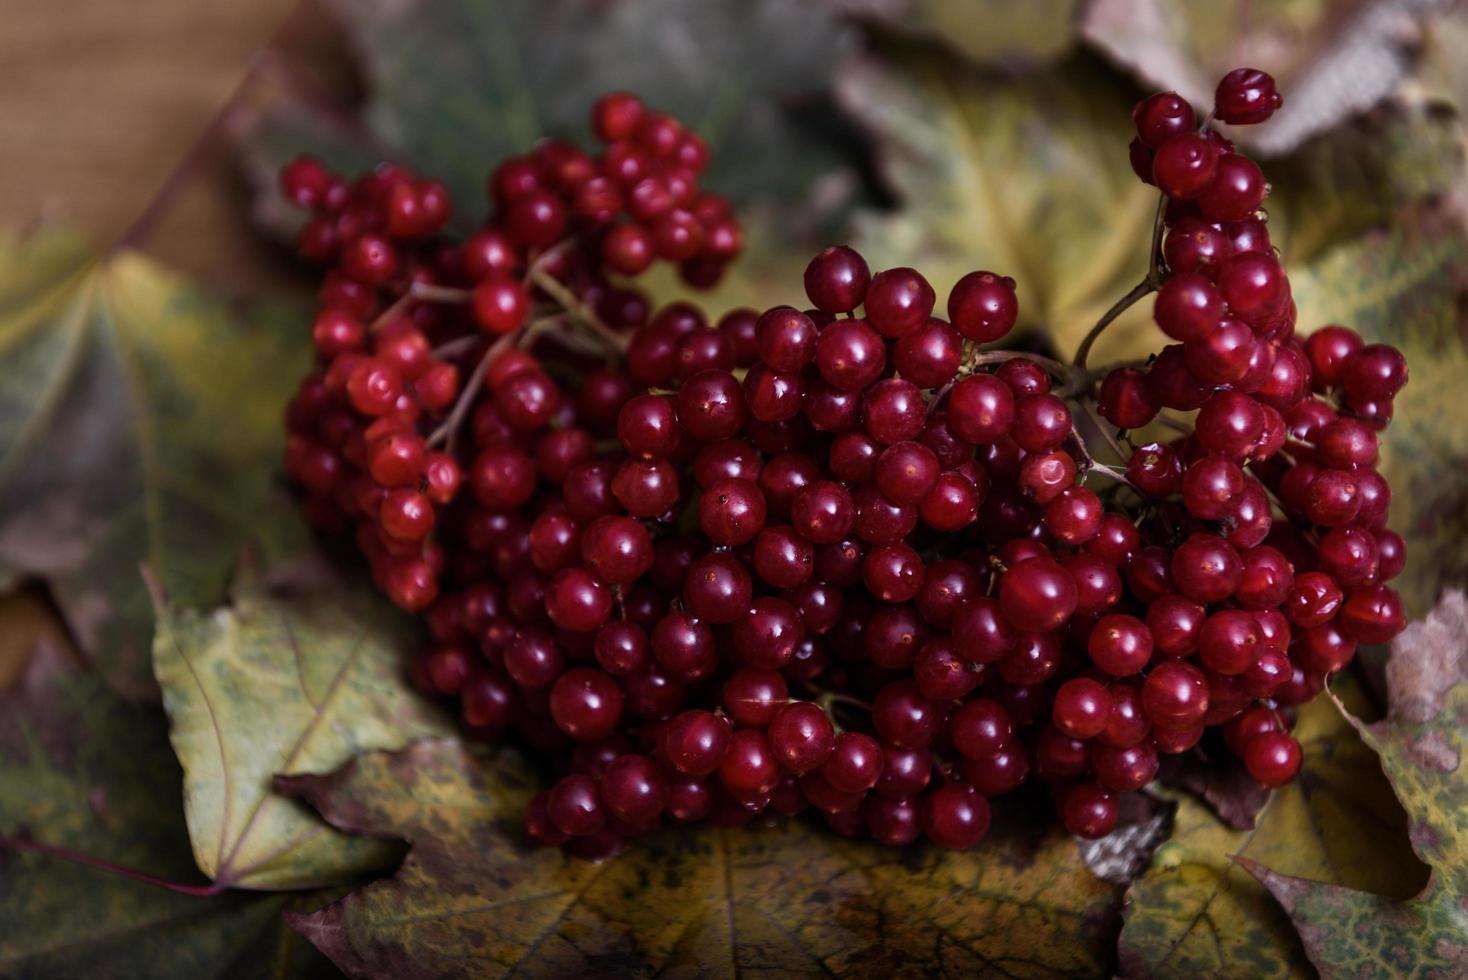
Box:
(279, 69), (1408, 858)
(279, 90), (741, 300)
(1097, 68), (1409, 791)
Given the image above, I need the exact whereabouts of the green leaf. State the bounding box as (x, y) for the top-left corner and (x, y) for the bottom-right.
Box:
(1244, 591), (1468, 977)
(283, 739), (1123, 978)
(0, 230), (310, 698)
(239, 0), (859, 237)
(1117, 674), (1427, 978)
(152, 563), (451, 890)
(1080, 0), (1449, 154)
(0, 640), (336, 979)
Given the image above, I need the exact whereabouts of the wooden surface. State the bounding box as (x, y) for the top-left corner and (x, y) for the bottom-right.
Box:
(0, 0), (340, 291)
(0, 0), (332, 681)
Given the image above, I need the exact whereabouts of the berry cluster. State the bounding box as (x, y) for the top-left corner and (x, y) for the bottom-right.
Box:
(279, 69), (1409, 858)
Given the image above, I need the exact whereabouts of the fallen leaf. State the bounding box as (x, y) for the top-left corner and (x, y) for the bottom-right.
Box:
(838, 47), (1157, 357)
(0, 638), (337, 978)
(1081, 0), (1453, 155)
(0, 229), (311, 698)
(283, 739), (1122, 978)
(1244, 591), (1468, 978)
(1078, 791), (1174, 886)
(1267, 98), (1467, 262)
(1415, 4), (1468, 111)
(1158, 745), (1271, 831)
(238, 0), (861, 239)
(840, 0), (1083, 66)
(1117, 673), (1427, 978)
(841, 42), (1468, 615)
(839, 46), (1468, 363)
(152, 562), (451, 890)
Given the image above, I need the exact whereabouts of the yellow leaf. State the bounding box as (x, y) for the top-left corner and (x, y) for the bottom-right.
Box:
(153, 563), (452, 890)
(1119, 675), (1426, 977)
(284, 740), (1123, 978)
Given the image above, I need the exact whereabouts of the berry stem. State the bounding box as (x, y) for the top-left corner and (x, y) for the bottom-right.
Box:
(1073, 277), (1153, 372)
(1146, 193), (1169, 288)
(528, 268), (627, 355)
(1085, 461), (1134, 487)
(427, 330), (516, 455)
(1066, 422), (1096, 472)
(969, 349), (1083, 387)
(0, 836), (227, 897)
(1079, 397), (1131, 461)
(369, 282), (473, 334)
(410, 283), (473, 304)
(429, 335), (483, 360)
(811, 688), (873, 715)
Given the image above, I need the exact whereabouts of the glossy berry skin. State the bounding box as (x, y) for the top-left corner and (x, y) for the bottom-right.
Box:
(822, 732), (884, 793)
(1133, 91), (1195, 147)
(601, 755), (667, 824)
(948, 376), (1016, 445)
(875, 441), (940, 505)
(1339, 585), (1406, 644)
(1012, 394), (1072, 454)
(1343, 344), (1409, 402)
(722, 668), (788, 728)
(921, 783), (991, 849)
(1285, 572), (1345, 629)
(546, 568), (613, 633)
(699, 478), (767, 546)
(768, 701), (837, 773)
(815, 319), (887, 391)
(873, 681), (944, 749)
(663, 710), (732, 775)
(1216, 253), (1285, 322)
(472, 277), (530, 334)
(1089, 614), (1153, 675)
(998, 557), (1078, 633)
(756, 307), (818, 371)
(804, 246), (871, 313)
(1244, 732), (1301, 787)
(719, 729), (781, 796)
(949, 699), (1013, 760)
(1164, 218), (1231, 277)
(895, 318), (962, 387)
(548, 774), (606, 837)
(1171, 534), (1243, 604)
(1061, 784), (1118, 839)
(678, 370), (746, 441)
(1214, 68), (1283, 125)
(1155, 274), (1224, 342)
(1198, 153), (1267, 221)
(1142, 660), (1210, 730)
(948, 271), (1018, 342)
(1098, 368), (1158, 429)
(1091, 743), (1159, 793)
(549, 668), (624, 741)
(1152, 133), (1218, 199)
(865, 267), (936, 338)
(1198, 610), (1261, 675)
(1052, 678), (1112, 740)
(731, 596), (804, 669)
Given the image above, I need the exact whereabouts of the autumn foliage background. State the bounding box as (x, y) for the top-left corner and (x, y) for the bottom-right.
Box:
(3, 0), (1468, 977)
